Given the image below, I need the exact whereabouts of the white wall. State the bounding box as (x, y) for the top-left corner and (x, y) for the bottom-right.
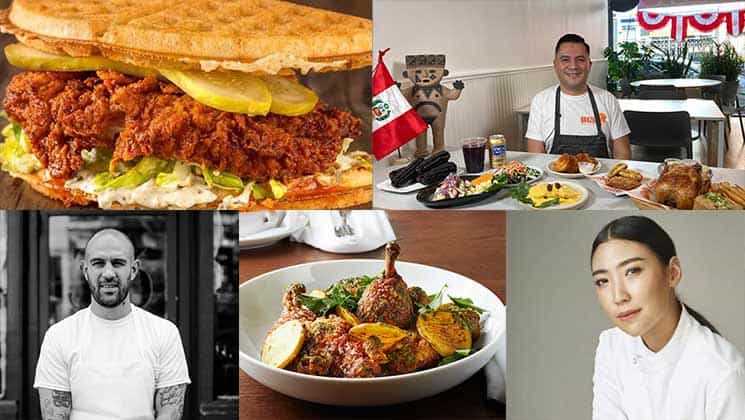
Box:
(373, 0), (610, 159)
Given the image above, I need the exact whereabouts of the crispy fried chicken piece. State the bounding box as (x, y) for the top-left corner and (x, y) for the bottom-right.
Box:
(3, 71), (361, 181)
(356, 242), (416, 329)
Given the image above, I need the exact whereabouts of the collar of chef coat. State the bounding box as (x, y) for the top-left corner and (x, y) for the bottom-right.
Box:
(629, 305), (691, 374)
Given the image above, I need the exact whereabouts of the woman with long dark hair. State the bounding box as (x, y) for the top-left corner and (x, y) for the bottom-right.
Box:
(590, 216), (744, 420)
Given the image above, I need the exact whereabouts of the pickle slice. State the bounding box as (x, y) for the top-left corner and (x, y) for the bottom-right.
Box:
(4, 43), (159, 79)
(159, 69), (271, 115)
(262, 76), (319, 116)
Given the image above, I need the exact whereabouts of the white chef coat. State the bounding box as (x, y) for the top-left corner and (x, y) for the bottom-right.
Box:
(34, 305), (191, 420)
(526, 84), (630, 153)
(592, 306), (745, 420)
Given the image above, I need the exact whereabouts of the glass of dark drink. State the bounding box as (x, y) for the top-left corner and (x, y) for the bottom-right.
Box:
(461, 137), (487, 173)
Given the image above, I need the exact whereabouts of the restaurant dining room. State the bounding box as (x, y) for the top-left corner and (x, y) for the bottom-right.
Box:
(373, 0), (745, 211)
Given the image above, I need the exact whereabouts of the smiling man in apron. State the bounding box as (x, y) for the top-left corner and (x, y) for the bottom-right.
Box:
(34, 229), (190, 420)
(526, 34), (631, 159)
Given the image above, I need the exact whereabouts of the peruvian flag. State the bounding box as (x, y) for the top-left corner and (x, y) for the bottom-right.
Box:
(372, 48), (428, 160)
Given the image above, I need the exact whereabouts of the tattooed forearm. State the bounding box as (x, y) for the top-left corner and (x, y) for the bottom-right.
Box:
(39, 388), (71, 420)
(154, 383), (186, 420)
(52, 390), (71, 408)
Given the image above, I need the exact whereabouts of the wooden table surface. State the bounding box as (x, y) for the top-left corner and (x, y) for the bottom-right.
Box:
(239, 211), (506, 419)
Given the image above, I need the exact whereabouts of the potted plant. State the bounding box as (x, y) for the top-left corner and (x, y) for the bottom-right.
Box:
(648, 40), (693, 79)
(700, 41), (744, 106)
(604, 42), (650, 97)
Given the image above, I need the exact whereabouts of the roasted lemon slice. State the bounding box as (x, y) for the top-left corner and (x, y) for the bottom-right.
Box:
(335, 306), (361, 326)
(349, 322), (408, 351)
(261, 320), (305, 368)
(262, 76), (319, 116)
(5, 43), (159, 79)
(160, 69), (271, 115)
(416, 310), (472, 357)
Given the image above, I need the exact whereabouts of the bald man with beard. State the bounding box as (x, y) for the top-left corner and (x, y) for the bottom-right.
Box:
(34, 229), (190, 420)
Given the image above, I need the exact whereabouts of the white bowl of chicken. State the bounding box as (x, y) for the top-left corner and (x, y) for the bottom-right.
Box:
(238, 243), (505, 406)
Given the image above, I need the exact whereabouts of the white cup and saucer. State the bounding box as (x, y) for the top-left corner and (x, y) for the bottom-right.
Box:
(239, 211), (307, 250)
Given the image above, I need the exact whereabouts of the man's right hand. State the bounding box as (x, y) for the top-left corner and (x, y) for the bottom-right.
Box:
(39, 388), (71, 420)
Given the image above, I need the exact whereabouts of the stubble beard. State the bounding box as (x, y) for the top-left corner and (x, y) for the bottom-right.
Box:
(92, 278), (130, 308)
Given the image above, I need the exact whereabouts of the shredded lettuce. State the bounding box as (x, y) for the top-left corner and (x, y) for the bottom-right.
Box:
(0, 123), (41, 174)
(81, 147), (113, 173)
(268, 179), (287, 199)
(202, 166), (244, 191)
(156, 161), (193, 187)
(95, 156), (170, 191)
(251, 183), (269, 200)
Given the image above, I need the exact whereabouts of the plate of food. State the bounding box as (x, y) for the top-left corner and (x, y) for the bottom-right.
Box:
(546, 153), (601, 178)
(239, 242), (505, 406)
(589, 162), (650, 196)
(494, 160), (544, 187)
(627, 161), (743, 210)
(511, 180), (589, 210)
(415, 172), (507, 208)
(380, 151), (458, 194)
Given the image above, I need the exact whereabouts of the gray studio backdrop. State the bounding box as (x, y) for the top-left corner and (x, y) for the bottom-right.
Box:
(506, 211), (745, 420)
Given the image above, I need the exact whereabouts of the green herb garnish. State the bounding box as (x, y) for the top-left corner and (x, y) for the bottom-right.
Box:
(417, 284), (447, 314)
(510, 180), (533, 204)
(485, 173), (509, 192)
(448, 295), (487, 314)
(438, 349), (472, 366)
(298, 274), (380, 316)
(536, 197), (561, 208)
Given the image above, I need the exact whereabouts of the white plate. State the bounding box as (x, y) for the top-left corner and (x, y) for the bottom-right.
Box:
(546, 160), (601, 178)
(239, 259), (505, 406)
(517, 181), (590, 210)
(376, 178), (428, 194)
(239, 215), (307, 249)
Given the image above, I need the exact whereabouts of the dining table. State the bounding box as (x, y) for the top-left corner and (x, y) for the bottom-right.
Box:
(617, 98), (727, 168)
(239, 210), (507, 420)
(515, 97), (727, 167)
(630, 78), (723, 89)
(373, 150), (745, 210)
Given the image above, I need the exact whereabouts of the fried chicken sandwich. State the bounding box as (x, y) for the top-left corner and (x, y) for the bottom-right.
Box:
(0, 0), (372, 209)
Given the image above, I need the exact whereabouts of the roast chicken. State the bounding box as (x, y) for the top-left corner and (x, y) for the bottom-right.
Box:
(653, 162), (709, 210)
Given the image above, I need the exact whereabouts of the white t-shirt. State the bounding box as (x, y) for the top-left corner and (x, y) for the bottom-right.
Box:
(525, 84), (631, 154)
(34, 305), (191, 392)
(592, 306), (745, 420)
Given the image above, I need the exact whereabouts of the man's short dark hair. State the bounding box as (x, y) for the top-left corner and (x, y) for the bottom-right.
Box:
(555, 33), (590, 56)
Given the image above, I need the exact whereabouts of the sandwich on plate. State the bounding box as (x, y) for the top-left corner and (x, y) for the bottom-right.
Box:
(0, 0), (373, 209)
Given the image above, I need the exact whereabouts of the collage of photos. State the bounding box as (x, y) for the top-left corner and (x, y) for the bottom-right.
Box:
(0, 0), (741, 420)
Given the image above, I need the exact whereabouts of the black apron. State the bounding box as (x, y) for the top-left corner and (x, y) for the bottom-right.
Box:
(549, 86), (610, 158)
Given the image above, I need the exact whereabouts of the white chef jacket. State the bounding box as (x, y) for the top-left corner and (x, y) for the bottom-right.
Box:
(34, 305), (191, 420)
(592, 306), (745, 420)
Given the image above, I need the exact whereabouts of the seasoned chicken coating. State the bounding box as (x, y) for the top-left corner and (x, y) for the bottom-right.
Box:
(4, 70), (361, 181)
(384, 332), (440, 375)
(269, 283), (317, 334)
(292, 315), (384, 378)
(356, 242), (416, 328)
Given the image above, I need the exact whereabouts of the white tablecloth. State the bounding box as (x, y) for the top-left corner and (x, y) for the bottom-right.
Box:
(373, 151), (745, 210)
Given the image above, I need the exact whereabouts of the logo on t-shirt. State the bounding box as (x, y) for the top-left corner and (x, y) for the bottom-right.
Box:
(580, 112), (607, 125)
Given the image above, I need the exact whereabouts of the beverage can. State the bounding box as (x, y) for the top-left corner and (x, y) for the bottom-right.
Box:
(489, 134), (506, 168)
